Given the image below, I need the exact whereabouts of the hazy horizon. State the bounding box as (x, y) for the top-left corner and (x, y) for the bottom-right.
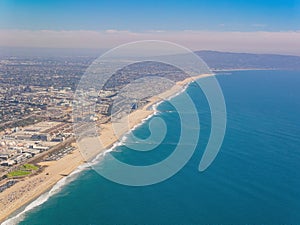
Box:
(1, 46), (300, 58)
(1, 0), (300, 55)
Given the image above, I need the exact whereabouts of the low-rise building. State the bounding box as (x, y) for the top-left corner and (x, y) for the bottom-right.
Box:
(0, 160), (16, 167)
(0, 154), (9, 160)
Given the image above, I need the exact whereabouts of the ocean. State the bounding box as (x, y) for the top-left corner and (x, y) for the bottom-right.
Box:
(7, 70), (300, 225)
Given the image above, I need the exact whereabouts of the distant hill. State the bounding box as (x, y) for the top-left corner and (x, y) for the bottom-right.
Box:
(195, 50), (300, 71)
(2, 47), (300, 71)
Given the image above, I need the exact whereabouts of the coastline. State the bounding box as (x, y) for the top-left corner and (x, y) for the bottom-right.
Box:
(0, 73), (212, 224)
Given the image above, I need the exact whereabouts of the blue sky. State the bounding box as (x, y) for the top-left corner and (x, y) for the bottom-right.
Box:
(0, 0), (299, 31)
(0, 0), (300, 54)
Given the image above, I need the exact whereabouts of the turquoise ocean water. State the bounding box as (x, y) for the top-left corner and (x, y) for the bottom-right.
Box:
(7, 70), (300, 225)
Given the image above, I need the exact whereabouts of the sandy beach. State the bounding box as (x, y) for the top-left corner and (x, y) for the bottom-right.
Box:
(0, 73), (212, 223)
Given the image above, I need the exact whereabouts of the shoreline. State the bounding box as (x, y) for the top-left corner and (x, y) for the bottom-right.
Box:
(0, 73), (212, 224)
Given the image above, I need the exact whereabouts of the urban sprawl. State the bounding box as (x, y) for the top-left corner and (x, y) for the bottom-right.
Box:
(0, 56), (186, 190)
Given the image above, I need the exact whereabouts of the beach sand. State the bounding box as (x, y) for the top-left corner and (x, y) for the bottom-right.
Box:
(0, 73), (212, 223)
(0, 148), (84, 223)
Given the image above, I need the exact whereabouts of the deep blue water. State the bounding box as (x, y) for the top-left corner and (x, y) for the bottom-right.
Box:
(16, 70), (300, 225)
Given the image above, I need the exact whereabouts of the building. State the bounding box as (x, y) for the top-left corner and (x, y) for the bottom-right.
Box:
(0, 154), (9, 160)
